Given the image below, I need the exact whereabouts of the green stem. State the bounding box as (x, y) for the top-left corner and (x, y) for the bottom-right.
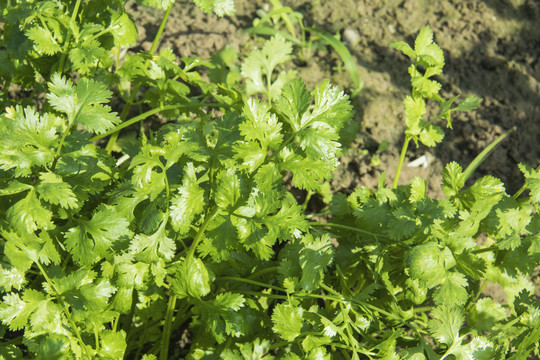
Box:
(51, 125), (73, 171)
(105, 2), (174, 152)
(58, 0), (83, 74)
(309, 221), (389, 240)
(91, 103), (227, 143)
(217, 276), (286, 293)
(514, 163), (540, 199)
(186, 207), (219, 261)
(392, 135), (411, 189)
(159, 295), (177, 360)
(248, 266), (279, 279)
(35, 261), (91, 359)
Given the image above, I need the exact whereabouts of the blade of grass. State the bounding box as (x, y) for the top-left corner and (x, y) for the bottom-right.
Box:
(244, 26), (302, 45)
(305, 27), (362, 93)
(462, 127), (516, 183)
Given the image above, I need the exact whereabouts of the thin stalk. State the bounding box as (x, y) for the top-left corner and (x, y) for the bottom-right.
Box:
(58, 0), (83, 74)
(51, 125), (73, 171)
(186, 207), (219, 260)
(159, 295), (177, 360)
(248, 266), (279, 279)
(392, 135), (411, 188)
(35, 262), (91, 359)
(217, 276), (286, 293)
(309, 221), (389, 240)
(514, 163), (540, 199)
(105, 2), (174, 152)
(91, 103), (227, 143)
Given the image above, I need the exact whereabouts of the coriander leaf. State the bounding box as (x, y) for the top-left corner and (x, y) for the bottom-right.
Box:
(453, 251), (486, 280)
(198, 214), (238, 262)
(25, 26), (62, 55)
(109, 11), (138, 47)
(429, 305), (464, 346)
(389, 41), (416, 59)
(193, 0), (235, 16)
(65, 205), (131, 265)
(405, 242), (445, 288)
(6, 189), (53, 234)
(442, 161), (465, 198)
(169, 163), (205, 233)
(409, 176), (426, 202)
(129, 220), (175, 262)
(36, 171), (78, 209)
(69, 38), (107, 75)
(419, 124), (444, 147)
(99, 330), (127, 359)
(308, 80), (352, 130)
(275, 78), (311, 132)
(240, 98), (283, 150)
(452, 95), (482, 112)
(403, 96), (425, 137)
(172, 257), (212, 299)
(433, 271), (468, 306)
(272, 302), (304, 341)
(298, 234), (334, 291)
(0, 107), (62, 176)
(233, 140), (267, 173)
(0, 264), (26, 292)
(518, 163), (540, 203)
(191, 292), (246, 343)
(0, 290), (47, 331)
(468, 297), (507, 332)
(214, 169), (242, 210)
(46, 74), (120, 133)
(242, 35), (292, 97)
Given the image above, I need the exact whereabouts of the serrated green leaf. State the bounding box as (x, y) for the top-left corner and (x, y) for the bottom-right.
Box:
(110, 11), (138, 47)
(193, 0), (235, 16)
(99, 330), (127, 359)
(233, 141), (267, 173)
(468, 298), (507, 332)
(419, 124), (444, 147)
(406, 242), (445, 288)
(6, 189), (53, 234)
(429, 305), (464, 346)
(172, 257), (212, 299)
(409, 176), (426, 202)
(65, 205), (131, 265)
(390, 40), (416, 59)
(433, 271), (468, 306)
(240, 98), (283, 150)
(169, 163), (205, 233)
(69, 38), (107, 75)
(442, 161), (465, 197)
(275, 78), (311, 132)
(129, 220), (175, 262)
(25, 26), (62, 55)
(36, 171), (78, 209)
(0, 107), (62, 176)
(0, 290), (47, 331)
(403, 96), (425, 136)
(46, 74), (120, 133)
(519, 163), (540, 204)
(298, 234), (334, 291)
(414, 26), (434, 56)
(272, 302), (304, 341)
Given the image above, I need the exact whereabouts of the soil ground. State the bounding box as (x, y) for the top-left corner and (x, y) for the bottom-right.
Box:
(127, 0), (540, 300)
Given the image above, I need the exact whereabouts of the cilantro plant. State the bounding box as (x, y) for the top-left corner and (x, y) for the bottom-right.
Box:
(1, 1), (539, 359)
